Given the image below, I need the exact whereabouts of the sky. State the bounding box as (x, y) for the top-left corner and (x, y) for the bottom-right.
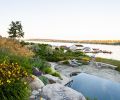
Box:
(0, 0), (120, 40)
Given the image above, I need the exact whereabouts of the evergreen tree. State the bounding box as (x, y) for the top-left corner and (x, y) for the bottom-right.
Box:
(8, 21), (24, 39)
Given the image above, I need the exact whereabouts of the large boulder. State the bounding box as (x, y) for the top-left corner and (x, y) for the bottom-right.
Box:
(41, 83), (86, 100)
(43, 74), (61, 84)
(29, 75), (45, 90)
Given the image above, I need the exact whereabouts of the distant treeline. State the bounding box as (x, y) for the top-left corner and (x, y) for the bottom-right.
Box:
(80, 42), (120, 45)
(26, 39), (120, 45)
(80, 40), (120, 45)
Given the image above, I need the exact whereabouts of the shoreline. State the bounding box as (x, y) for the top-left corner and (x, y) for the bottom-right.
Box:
(25, 40), (120, 61)
(25, 39), (120, 46)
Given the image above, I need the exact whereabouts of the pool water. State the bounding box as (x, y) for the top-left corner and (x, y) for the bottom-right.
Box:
(67, 73), (120, 100)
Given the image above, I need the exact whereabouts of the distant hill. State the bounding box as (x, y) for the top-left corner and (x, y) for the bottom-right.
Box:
(26, 39), (120, 45)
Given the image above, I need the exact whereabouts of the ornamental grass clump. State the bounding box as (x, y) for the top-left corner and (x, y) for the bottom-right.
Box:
(0, 38), (34, 57)
(0, 61), (30, 100)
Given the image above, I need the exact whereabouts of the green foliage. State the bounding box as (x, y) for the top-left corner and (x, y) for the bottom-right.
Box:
(31, 43), (87, 62)
(30, 57), (51, 72)
(96, 57), (120, 72)
(0, 80), (30, 100)
(0, 61), (28, 85)
(45, 54), (62, 62)
(62, 60), (69, 65)
(9, 56), (31, 72)
(32, 44), (52, 59)
(8, 21), (24, 39)
(0, 48), (10, 63)
(51, 72), (62, 79)
(39, 76), (49, 85)
(32, 59), (62, 78)
(0, 61), (30, 100)
(31, 58), (61, 77)
(0, 48), (32, 73)
(20, 40), (28, 46)
(42, 67), (53, 74)
(20, 41), (35, 46)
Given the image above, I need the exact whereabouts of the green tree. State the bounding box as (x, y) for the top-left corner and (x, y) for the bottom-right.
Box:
(8, 21), (24, 39)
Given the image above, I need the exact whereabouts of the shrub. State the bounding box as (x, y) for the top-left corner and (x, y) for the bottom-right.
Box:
(0, 81), (30, 100)
(62, 60), (69, 64)
(0, 61), (28, 86)
(96, 57), (120, 72)
(39, 76), (49, 85)
(81, 61), (89, 65)
(81, 57), (90, 62)
(20, 40), (31, 46)
(0, 48), (32, 73)
(0, 38), (34, 57)
(0, 61), (30, 100)
(45, 55), (62, 62)
(31, 58), (50, 70)
(31, 43), (89, 62)
(31, 57), (62, 78)
(42, 67), (53, 74)
(51, 72), (62, 79)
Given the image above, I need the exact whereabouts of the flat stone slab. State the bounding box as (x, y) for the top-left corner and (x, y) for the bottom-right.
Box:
(54, 63), (120, 83)
(43, 74), (61, 84)
(41, 83), (86, 100)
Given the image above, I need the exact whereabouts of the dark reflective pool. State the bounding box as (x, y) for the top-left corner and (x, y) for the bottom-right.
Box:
(67, 73), (120, 100)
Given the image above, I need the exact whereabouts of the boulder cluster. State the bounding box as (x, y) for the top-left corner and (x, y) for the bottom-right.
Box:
(29, 75), (86, 100)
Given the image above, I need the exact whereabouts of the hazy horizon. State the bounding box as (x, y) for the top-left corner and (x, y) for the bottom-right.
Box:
(0, 0), (120, 40)
(26, 38), (120, 41)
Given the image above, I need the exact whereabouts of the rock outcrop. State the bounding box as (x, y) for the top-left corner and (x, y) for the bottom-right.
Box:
(43, 74), (61, 84)
(41, 83), (86, 100)
(29, 75), (45, 90)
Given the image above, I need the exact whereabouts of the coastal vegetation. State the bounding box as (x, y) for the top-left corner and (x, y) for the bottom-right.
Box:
(79, 40), (120, 45)
(1, 38), (120, 100)
(0, 21), (120, 100)
(0, 22), (61, 99)
(0, 37), (62, 99)
(0, 39), (31, 99)
(0, 61), (30, 100)
(24, 41), (120, 72)
(31, 43), (88, 62)
(96, 57), (120, 71)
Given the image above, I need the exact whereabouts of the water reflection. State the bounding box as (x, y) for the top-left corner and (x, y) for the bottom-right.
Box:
(67, 73), (120, 100)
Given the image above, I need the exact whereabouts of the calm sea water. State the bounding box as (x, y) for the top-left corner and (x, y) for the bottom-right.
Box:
(68, 73), (120, 100)
(26, 41), (120, 61)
